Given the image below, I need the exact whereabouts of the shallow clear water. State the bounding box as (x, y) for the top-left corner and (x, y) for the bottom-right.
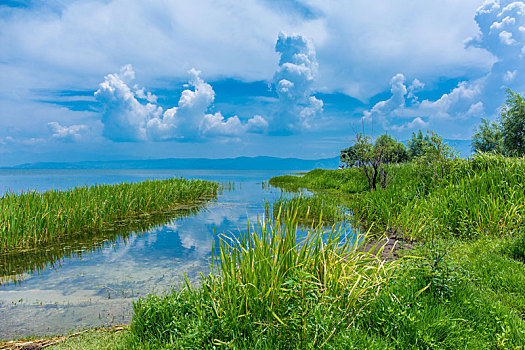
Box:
(0, 169), (313, 339)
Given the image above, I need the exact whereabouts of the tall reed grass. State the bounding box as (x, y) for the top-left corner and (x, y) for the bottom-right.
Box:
(0, 178), (218, 250)
(0, 206), (202, 286)
(269, 167), (368, 194)
(130, 208), (396, 348)
(269, 154), (525, 241)
(399, 154), (525, 239)
(267, 195), (351, 226)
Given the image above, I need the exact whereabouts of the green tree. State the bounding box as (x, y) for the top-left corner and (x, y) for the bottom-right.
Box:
(501, 89), (525, 156)
(407, 130), (431, 159)
(471, 119), (503, 154)
(340, 145), (358, 168)
(415, 132), (457, 187)
(375, 134), (409, 164)
(342, 134), (407, 190)
(471, 89), (525, 156)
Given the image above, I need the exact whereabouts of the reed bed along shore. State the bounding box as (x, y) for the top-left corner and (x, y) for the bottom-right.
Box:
(0, 178), (218, 251)
(269, 153), (525, 241)
(128, 210), (396, 348)
(0, 206), (203, 286)
(266, 195), (351, 226)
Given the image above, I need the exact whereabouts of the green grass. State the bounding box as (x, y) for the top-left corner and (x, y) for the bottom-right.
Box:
(51, 329), (128, 350)
(125, 225), (525, 349)
(123, 154), (525, 348)
(347, 243), (525, 349)
(0, 178), (218, 251)
(6, 153), (525, 348)
(259, 153), (525, 348)
(270, 154), (525, 241)
(453, 236), (525, 319)
(398, 154), (525, 240)
(127, 210), (396, 349)
(269, 167), (368, 194)
(9, 233), (525, 349)
(0, 206), (202, 286)
(266, 194), (351, 226)
(505, 231), (525, 263)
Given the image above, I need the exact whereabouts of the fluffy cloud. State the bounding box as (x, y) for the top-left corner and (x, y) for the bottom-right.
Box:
(47, 122), (91, 142)
(389, 117), (429, 132)
(94, 64), (161, 141)
(0, 0), (494, 100)
(2, 0), (524, 163)
(363, 72), (484, 132)
(95, 65), (268, 142)
(271, 32), (323, 134)
(466, 0), (525, 107)
(95, 33), (321, 141)
(362, 0), (525, 135)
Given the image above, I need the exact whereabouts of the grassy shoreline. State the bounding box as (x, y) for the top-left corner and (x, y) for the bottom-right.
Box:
(264, 153), (525, 348)
(3, 156), (525, 348)
(0, 178), (218, 251)
(270, 154), (525, 240)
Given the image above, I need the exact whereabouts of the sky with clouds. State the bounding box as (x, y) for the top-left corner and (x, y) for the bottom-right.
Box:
(1, 0), (524, 165)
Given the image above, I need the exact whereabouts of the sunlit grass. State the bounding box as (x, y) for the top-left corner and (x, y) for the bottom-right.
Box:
(0, 178), (218, 251)
(351, 241), (525, 349)
(266, 195), (351, 226)
(129, 209), (396, 348)
(269, 154), (525, 241)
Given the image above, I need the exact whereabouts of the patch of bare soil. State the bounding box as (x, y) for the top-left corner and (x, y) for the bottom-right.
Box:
(362, 231), (416, 261)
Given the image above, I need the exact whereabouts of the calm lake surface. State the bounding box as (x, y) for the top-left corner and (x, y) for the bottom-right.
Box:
(0, 169), (313, 339)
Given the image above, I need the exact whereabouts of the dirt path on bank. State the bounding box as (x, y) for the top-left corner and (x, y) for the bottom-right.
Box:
(362, 231), (416, 261)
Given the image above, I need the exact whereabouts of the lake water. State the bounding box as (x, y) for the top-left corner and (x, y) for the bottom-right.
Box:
(0, 169), (312, 339)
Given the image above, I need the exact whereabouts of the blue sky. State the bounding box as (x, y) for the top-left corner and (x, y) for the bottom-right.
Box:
(1, 0), (524, 165)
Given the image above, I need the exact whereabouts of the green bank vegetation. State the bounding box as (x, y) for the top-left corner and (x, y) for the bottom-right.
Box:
(266, 195), (351, 226)
(0, 178), (218, 251)
(270, 153), (525, 240)
(4, 90), (525, 348)
(268, 156), (525, 348)
(127, 212), (396, 349)
(1, 206), (203, 286)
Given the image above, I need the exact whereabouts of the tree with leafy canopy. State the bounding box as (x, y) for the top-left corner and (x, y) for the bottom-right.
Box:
(407, 130), (432, 159)
(415, 131), (457, 188)
(471, 119), (503, 154)
(501, 89), (525, 156)
(472, 89), (525, 156)
(341, 134), (408, 191)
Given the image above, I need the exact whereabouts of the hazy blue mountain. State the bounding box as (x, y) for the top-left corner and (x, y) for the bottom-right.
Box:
(8, 156), (341, 170)
(5, 139), (471, 170)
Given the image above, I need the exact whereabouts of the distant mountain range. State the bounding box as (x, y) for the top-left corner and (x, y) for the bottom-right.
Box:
(7, 156), (341, 170)
(5, 140), (472, 170)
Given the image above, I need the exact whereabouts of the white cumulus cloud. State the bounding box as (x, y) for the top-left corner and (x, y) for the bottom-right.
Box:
(48, 122), (91, 142)
(363, 0), (524, 135)
(363, 73), (484, 132)
(271, 32), (323, 134)
(95, 66), (267, 142)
